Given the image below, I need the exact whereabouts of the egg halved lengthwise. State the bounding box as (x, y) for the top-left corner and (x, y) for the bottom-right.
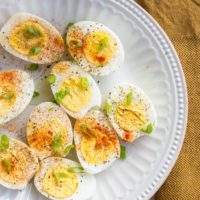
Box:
(74, 109), (120, 174)
(34, 157), (96, 200)
(50, 61), (101, 119)
(66, 21), (124, 76)
(0, 12), (64, 64)
(0, 137), (39, 190)
(106, 83), (157, 142)
(0, 69), (34, 124)
(26, 102), (73, 160)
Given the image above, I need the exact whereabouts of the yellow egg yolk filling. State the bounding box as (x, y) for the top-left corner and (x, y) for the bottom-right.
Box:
(0, 82), (16, 117)
(60, 77), (92, 113)
(42, 165), (78, 199)
(114, 101), (147, 132)
(77, 120), (117, 165)
(9, 20), (48, 59)
(83, 31), (116, 67)
(27, 120), (68, 155)
(0, 150), (28, 184)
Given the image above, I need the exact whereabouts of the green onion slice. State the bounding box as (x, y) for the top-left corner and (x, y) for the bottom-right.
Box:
(67, 166), (85, 174)
(141, 123), (153, 134)
(120, 145), (126, 160)
(0, 135), (10, 151)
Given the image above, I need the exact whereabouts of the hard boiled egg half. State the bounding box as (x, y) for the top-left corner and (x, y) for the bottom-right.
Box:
(27, 102), (73, 160)
(105, 83), (157, 142)
(0, 136), (39, 190)
(50, 61), (101, 119)
(74, 109), (120, 174)
(66, 21), (124, 76)
(34, 157), (96, 200)
(0, 12), (64, 64)
(0, 70), (34, 124)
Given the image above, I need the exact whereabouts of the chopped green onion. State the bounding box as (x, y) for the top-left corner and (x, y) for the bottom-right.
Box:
(126, 92), (133, 105)
(0, 135), (10, 151)
(24, 25), (43, 38)
(105, 102), (111, 115)
(27, 63), (38, 71)
(3, 158), (11, 173)
(64, 144), (74, 155)
(30, 47), (42, 56)
(33, 91), (40, 98)
(52, 133), (63, 154)
(98, 37), (109, 51)
(141, 123), (153, 134)
(71, 59), (78, 65)
(120, 145), (126, 160)
(48, 107), (54, 111)
(2, 92), (14, 100)
(54, 172), (68, 183)
(65, 22), (74, 30)
(69, 39), (83, 48)
(46, 73), (56, 85)
(80, 77), (89, 90)
(67, 166), (85, 174)
(55, 88), (70, 104)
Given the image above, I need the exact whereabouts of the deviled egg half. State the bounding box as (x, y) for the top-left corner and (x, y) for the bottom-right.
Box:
(27, 102), (73, 160)
(0, 135), (39, 190)
(0, 12), (64, 64)
(74, 109), (120, 174)
(50, 61), (101, 119)
(66, 21), (124, 76)
(34, 157), (96, 200)
(0, 70), (34, 124)
(105, 83), (157, 142)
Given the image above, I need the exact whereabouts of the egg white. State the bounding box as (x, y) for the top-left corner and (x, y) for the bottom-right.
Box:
(0, 12), (64, 64)
(74, 109), (120, 174)
(0, 137), (39, 190)
(106, 83), (157, 142)
(26, 102), (73, 160)
(50, 61), (102, 119)
(66, 21), (124, 76)
(34, 157), (96, 200)
(0, 70), (34, 125)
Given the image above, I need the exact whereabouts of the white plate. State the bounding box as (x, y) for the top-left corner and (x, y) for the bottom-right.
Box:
(0, 0), (188, 200)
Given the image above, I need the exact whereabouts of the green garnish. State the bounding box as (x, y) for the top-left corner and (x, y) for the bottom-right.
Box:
(126, 92), (133, 105)
(120, 145), (126, 160)
(69, 39), (82, 48)
(52, 133), (63, 154)
(55, 88), (70, 104)
(30, 47), (42, 56)
(65, 22), (74, 30)
(141, 123), (153, 134)
(80, 77), (89, 90)
(54, 172), (68, 183)
(48, 107), (54, 111)
(3, 158), (11, 173)
(67, 166), (85, 174)
(24, 25), (43, 38)
(64, 144), (74, 155)
(71, 59), (78, 65)
(46, 73), (56, 85)
(0, 135), (10, 151)
(33, 91), (40, 98)
(1, 92), (14, 100)
(105, 102), (111, 115)
(27, 63), (39, 71)
(98, 37), (109, 51)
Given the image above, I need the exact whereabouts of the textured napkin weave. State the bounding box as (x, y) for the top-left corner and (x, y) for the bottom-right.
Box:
(137, 0), (200, 199)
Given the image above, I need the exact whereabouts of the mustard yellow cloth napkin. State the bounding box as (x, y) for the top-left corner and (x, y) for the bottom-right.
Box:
(137, 0), (200, 199)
